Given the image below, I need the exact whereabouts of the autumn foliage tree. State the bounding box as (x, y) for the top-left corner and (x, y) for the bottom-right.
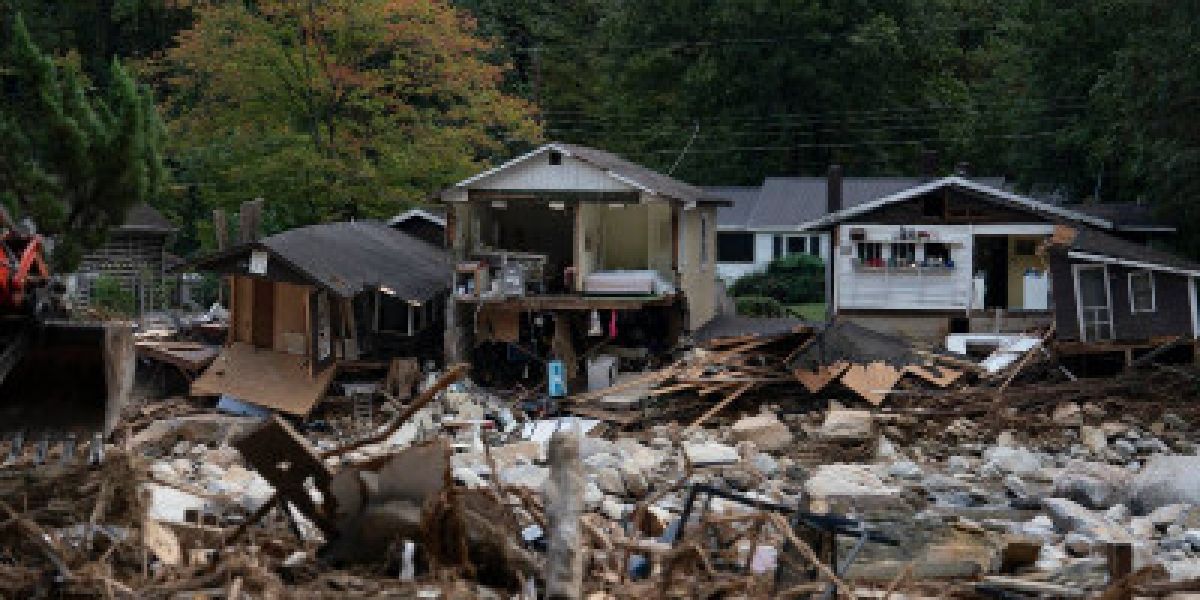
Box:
(154, 0), (540, 237)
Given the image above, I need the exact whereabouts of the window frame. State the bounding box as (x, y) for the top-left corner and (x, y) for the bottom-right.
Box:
(1127, 270), (1156, 313)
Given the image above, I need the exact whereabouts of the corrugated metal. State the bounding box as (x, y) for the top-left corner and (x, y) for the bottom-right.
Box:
(193, 221), (452, 302)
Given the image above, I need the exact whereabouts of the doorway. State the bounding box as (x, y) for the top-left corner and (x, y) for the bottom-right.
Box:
(251, 279), (274, 348)
(973, 236), (1009, 309)
(1073, 264), (1113, 341)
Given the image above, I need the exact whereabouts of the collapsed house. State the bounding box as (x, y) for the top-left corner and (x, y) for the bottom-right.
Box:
(186, 220), (451, 416)
(438, 142), (731, 386)
(69, 203), (177, 314)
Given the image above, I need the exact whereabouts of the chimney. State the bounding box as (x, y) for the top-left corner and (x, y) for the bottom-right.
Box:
(826, 164), (843, 214)
(919, 150), (939, 178)
(954, 161), (971, 177)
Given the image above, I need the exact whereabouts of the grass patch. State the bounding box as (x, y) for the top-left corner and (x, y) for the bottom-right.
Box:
(785, 302), (827, 322)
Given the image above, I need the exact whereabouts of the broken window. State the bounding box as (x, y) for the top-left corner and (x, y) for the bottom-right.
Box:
(1129, 271), (1155, 313)
(717, 232), (754, 263)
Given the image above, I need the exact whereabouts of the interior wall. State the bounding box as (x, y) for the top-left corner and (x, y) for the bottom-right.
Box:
(647, 201), (674, 281)
(272, 282), (311, 354)
(677, 206), (718, 329)
(577, 203), (603, 285)
(600, 204), (649, 270)
(1007, 236), (1047, 309)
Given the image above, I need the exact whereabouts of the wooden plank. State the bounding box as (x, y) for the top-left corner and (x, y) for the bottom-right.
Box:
(794, 361), (849, 393)
(902, 364), (962, 388)
(685, 383), (755, 432)
(191, 343), (336, 416)
(839, 362), (902, 406)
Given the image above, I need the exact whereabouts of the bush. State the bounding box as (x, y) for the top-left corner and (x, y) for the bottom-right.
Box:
(730, 254), (824, 303)
(90, 275), (136, 316)
(734, 295), (786, 317)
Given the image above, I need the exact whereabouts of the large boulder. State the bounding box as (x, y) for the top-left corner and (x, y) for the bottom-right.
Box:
(1130, 455), (1200, 513)
(1079, 426), (1108, 455)
(1053, 461), (1131, 509)
(730, 412), (793, 452)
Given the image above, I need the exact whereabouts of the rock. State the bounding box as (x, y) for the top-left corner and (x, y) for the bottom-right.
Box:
(170, 458), (193, 477)
(197, 462), (225, 480)
(614, 438), (665, 474)
(683, 442), (739, 466)
(172, 440), (192, 456)
(1021, 515), (1056, 538)
(150, 461), (179, 482)
(1101, 422), (1130, 437)
(1005, 475), (1041, 509)
(592, 467), (625, 496)
(1128, 517), (1154, 538)
(730, 412), (792, 452)
(819, 410), (874, 440)
(1131, 455), (1200, 513)
(500, 464), (548, 491)
(489, 441), (544, 469)
(887, 460), (923, 480)
(202, 444), (242, 468)
(1052, 461), (1131, 509)
(1053, 402), (1082, 425)
(1035, 543), (1067, 572)
(1064, 532), (1093, 557)
(1042, 498), (1129, 541)
(877, 436), (900, 460)
(1148, 504), (1189, 528)
(996, 431), (1017, 448)
(805, 464), (899, 500)
(584, 481), (604, 509)
(583, 452), (621, 471)
(600, 497), (625, 521)
(1111, 439), (1136, 460)
(1135, 438), (1168, 454)
(948, 456), (972, 475)
(982, 446), (1043, 476)
(1079, 426), (1108, 455)
(751, 452), (780, 477)
(1105, 504), (1130, 522)
(619, 465), (648, 497)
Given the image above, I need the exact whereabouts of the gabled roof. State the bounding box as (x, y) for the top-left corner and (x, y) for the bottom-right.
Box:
(1057, 226), (1200, 276)
(119, 203), (176, 233)
(800, 176), (1111, 230)
(709, 176), (1006, 231)
(191, 221), (452, 302)
(1066, 202), (1175, 232)
(446, 142), (731, 206)
(388, 206), (446, 228)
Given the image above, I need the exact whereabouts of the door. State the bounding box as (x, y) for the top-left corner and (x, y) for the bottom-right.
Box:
(1074, 265), (1112, 341)
(974, 236), (1009, 309)
(251, 279), (274, 348)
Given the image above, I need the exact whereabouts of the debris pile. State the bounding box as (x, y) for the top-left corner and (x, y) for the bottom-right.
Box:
(3, 325), (1200, 597)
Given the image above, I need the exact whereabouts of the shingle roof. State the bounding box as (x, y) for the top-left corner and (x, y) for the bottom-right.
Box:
(119, 203), (176, 233)
(710, 176), (1006, 230)
(449, 142), (731, 206)
(1065, 227), (1200, 274)
(192, 221), (452, 301)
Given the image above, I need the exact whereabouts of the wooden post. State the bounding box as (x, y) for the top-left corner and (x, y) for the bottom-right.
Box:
(1106, 542), (1132, 600)
(545, 429), (584, 599)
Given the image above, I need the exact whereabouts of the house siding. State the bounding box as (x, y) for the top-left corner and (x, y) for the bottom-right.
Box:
(844, 190), (1055, 226)
(1050, 251), (1194, 341)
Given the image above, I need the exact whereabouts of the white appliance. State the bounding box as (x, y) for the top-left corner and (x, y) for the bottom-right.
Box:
(1022, 270), (1049, 310)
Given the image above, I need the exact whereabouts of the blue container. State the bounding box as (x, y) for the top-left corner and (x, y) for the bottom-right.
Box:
(547, 360), (566, 398)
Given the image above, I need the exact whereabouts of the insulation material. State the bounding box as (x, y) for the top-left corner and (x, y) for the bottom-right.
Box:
(793, 361), (850, 393)
(839, 362), (902, 405)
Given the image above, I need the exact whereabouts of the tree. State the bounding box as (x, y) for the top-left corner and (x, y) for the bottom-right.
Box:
(0, 14), (165, 270)
(154, 0), (540, 238)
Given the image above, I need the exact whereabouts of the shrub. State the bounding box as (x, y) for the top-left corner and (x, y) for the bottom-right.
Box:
(730, 254), (824, 303)
(734, 295), (786, 317)
(90, 275), (136, 316)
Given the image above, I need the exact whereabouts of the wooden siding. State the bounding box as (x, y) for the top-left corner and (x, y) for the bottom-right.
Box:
(1050, 251), (1195, 341)
(844, 189), (1055, 226)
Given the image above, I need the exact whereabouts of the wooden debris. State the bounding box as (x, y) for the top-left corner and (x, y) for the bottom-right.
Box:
(839, 361), (902, 405)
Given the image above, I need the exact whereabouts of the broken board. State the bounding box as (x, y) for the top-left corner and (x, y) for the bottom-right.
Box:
(902, 364), (962, 388)
(839, 362), (902, 406)
(191, 342), (335, 416)
(793, 361), (850, 393)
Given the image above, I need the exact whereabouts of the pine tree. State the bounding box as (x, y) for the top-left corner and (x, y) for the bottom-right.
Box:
(0, 14), (164, 270)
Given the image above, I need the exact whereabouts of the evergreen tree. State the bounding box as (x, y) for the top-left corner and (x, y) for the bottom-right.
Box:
(0, 14), (165, 270)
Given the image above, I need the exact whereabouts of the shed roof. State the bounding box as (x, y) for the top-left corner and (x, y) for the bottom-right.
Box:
(1060, 226), (1200, 276)
(119, 203), (176, 233)
(448, 142), (731, 206)
(191, 221), (452, 301)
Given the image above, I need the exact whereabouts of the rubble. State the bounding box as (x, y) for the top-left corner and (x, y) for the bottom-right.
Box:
(3, 322), (1200, 598)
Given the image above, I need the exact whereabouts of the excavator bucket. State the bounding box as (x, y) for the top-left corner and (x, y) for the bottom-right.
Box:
(0, 319), (134, 436)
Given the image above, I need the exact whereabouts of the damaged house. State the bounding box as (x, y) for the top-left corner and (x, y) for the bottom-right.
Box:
(439, 142), (730, 385)
(188, 220), (451, 415)
(787, 171), (1198, 352)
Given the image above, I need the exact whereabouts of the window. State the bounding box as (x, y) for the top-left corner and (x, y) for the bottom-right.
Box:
(1129, 271), (1155, 313)
(548, 150), (563, 165)
(772, 235), (784, 260)
(717, 232), (755, 263)
(924, 242), (952, 266)
(774, 234), (822, 260)
(808, 235), (822, 257)
(787, 236), (806, 255)
(890, 243), (916, 267)
(857, 242), (883, 266)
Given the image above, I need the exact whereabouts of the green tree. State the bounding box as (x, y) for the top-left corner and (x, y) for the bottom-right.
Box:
(0, 14), (166, 270)
(153, 0), (541, 240)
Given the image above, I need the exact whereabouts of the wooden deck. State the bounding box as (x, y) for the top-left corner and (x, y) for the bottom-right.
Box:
(191, 343), (335, 416)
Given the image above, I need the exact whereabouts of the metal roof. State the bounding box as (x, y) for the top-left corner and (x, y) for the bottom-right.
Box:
(448, 142), (732, 206)
(191, 221), (452, 302)
(119, 203), (176, 233)
(1065, 227), (1200, 276)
